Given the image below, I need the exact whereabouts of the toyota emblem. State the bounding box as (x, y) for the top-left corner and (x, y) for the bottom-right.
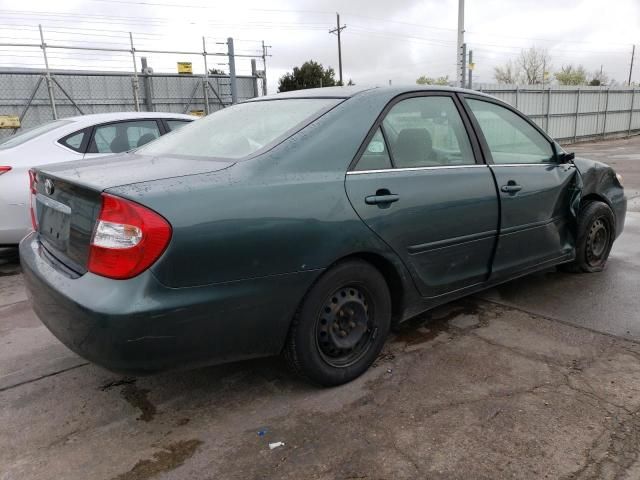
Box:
(44, 178), (54, 195)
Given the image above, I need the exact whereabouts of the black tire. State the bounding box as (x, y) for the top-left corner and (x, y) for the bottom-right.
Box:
(560, 201), (615, 273)
(284, 260), (392, 387)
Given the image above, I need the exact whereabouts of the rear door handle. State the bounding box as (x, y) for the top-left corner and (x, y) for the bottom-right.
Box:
(365, 189), (399, 205)
(500, 183), (522, 193)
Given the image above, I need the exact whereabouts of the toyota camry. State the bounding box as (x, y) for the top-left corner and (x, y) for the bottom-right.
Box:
(20, 86), (626, 386)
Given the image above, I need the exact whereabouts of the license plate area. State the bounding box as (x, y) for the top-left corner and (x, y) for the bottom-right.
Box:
(37, 193), (72, 251)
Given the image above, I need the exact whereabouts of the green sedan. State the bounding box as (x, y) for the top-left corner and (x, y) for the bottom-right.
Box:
(20, 86), (626, 386)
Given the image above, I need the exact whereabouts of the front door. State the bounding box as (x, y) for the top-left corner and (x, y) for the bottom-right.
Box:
(462, 96), (577, 279)
(345, 93), (499, 298)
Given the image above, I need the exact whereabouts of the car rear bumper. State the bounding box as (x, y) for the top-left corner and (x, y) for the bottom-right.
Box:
(20, 232), (320, 374)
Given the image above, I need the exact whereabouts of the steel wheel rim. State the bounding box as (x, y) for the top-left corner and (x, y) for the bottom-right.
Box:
(586, 217), (610, 266)
(315, 285), (377, 368)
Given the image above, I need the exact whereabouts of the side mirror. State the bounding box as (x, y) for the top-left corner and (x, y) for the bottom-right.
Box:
(557, 151), (575, 164)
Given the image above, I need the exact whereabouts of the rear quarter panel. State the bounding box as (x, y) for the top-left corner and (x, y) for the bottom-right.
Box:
(108, 90), (407, 288)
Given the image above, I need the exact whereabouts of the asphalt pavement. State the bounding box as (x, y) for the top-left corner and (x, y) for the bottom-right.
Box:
(1, 135), (640, 480)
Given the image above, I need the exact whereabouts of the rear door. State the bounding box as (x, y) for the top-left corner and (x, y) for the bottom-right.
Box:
(461, 95), (576, 278)
(345, 93), (499, 298)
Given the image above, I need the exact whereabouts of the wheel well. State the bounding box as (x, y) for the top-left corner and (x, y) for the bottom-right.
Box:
(336, 252), (405, 323)
(581, 192), (609, 208)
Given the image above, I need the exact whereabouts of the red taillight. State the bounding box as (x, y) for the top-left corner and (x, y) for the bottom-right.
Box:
(88, 193), (172, 280)
(0, 166), (11, 175)
(28, 169), (38, 230)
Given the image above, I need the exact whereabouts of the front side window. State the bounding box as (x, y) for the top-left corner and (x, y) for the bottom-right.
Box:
(137, 98), (341, 159)
(465, 98), (554, 164)
(381, 96), (475, 168)
(90, 120), (161, 154)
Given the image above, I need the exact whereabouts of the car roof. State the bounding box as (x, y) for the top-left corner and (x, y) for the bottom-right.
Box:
(61, 111), (195, 126)
(248, 85), (496, 102)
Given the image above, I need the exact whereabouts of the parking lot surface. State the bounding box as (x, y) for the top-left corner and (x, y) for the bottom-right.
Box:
(1, 136), (640, 480)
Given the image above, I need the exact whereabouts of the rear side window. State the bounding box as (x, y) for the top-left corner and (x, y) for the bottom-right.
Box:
(58, 130), (86, 152)
(89, 120), (161, 154)
(465, 98), (554, 164)
(381, 96), (475, 168)
(166, 120), (191, 131)
(355, 128), (392, 171)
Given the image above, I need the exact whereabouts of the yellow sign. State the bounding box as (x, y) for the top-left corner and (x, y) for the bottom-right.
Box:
(177, 62), (193, 74)
(0, 115), (20, 129)
(189, 110), (205, 117)
(468, 62), (475, 71)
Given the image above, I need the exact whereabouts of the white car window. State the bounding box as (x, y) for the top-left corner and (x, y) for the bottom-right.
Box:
(91, 120), (161, 153)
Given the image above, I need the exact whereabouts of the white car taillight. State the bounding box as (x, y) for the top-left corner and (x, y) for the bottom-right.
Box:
(0, 166), (11, 175)
(28, 169), (38, 231)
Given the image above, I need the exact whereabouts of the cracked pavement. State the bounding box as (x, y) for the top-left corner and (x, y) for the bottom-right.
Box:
(1, 136), (640, 480)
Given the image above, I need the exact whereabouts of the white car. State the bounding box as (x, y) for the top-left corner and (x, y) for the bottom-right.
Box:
(0, 111), (194, 245)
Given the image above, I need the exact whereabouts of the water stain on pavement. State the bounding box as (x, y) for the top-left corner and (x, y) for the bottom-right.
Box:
(110, 439), (203, 480)
(121, 383), (157, 422)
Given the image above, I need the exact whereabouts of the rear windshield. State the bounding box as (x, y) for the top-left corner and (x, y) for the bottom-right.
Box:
(0, 120), (73, 150)
(137, 98), (341, 159)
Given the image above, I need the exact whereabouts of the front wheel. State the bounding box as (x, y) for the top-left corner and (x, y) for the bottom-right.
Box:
(284, 260), (391, 386)
(561, 201), (615, 273)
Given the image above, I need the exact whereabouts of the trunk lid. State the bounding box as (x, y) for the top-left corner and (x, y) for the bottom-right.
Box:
(34, 153), (233, 273)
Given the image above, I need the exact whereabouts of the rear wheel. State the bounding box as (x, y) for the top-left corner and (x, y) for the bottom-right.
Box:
(284, 260), (391, 386)
(561, 201), (615, 273)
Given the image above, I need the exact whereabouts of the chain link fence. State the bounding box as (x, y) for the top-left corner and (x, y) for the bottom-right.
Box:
(0, 69), (261, 139)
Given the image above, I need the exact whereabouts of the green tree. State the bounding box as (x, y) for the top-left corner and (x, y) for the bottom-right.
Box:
(416, 75), (450, 85)
(208, 68), (226, 75)
(278, 61), (337, 92)
(554, 65), (587, 85)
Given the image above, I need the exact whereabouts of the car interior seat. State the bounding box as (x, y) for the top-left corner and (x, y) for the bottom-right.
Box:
(136, 133), (157, 147)
(393, 128), (435, 167)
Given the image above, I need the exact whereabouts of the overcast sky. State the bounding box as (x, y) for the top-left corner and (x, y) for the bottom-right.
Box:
(0, 0), (638, 93)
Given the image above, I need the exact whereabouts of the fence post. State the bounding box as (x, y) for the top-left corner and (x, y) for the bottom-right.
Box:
(602, 88), (610, 137)
(227, 37), (238, 104)
(38, 24), (57, 120)
(202, 37), (210, 115)
(546, 86), (551, 133)
(129, 32), (141, 112)
(140, 57), (154, 112)
(515, 86), (519, 108)
(250, 59), (259, 98)
(573, 88), (581, 143)
(628, 89), (635, 136)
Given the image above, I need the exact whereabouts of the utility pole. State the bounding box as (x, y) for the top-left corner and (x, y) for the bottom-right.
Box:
(467, 50), (473, 89)
(261, 40), (272, 95)
(629, 44), (635, 86)
(329, 12), (347, 85)
(457, 0), (465, 87)
(461, 43), (467, 89)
